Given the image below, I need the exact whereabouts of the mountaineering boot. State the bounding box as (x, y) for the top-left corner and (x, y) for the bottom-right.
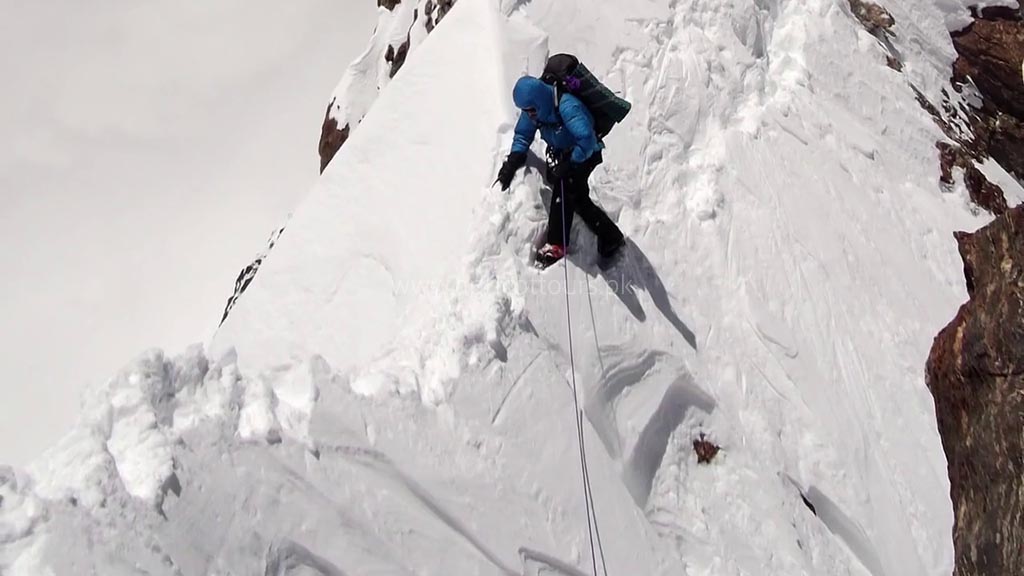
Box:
(534, 243), (566, 270)
(597, 236), (626, 271)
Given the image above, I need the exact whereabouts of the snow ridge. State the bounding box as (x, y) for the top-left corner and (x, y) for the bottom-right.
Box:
(24, 348), (328, 512)
(4, 0), (1013, 573)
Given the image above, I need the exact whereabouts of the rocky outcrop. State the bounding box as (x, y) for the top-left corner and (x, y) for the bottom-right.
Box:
(903, 6), (1024, 215)
(923, 9), (1024, 572)
(318, 99), (350, 174)
(953, 6), (1024, 120)
(952, 6), (1024, 182)
(220, 226), (285, 325)
(926, 204), (1024, 576)
(846, 0), (902, 70)
(938, 141), (1009, 215)
(317, 0), (459, 173)
(848, 0), (895, 35)
(425, 0), (455, 32)
(385, 34), (412, 78)
(692, 433), (720, 464)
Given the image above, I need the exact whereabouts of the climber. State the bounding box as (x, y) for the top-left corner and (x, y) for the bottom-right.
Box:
(495, 75), (625, 269)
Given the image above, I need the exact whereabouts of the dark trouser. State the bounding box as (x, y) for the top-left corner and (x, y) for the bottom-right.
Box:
(546, 150), (624, 257)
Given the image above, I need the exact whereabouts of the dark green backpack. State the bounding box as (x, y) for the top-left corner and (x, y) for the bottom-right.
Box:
(540, 54), (632, 139)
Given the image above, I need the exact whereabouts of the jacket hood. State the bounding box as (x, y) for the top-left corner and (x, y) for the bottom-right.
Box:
(512, 76), (558, 124)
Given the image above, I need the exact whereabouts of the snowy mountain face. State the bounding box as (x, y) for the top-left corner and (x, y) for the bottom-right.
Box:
(221, 0), (461, 318)
(4, 1), (1024, 575)
(317, 0), (459, 172)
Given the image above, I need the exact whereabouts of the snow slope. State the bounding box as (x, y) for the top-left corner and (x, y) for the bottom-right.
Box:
(4, 0), (1016, 573)
(0, 0), (376, 466)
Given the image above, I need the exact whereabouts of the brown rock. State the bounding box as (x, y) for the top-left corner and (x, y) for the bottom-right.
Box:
(425, 0), (456, 34)
(963, 163), (1009, 215)
(425, 0), (435, 32)
(848, 0), (895, 34)
(985, 111), (1024, 182)
(692, 433), (720, 464)
(921, 9), (1021, 211)
(950, 8), (1024, 181)
(846, 1), (904, 72)
(926, 205), (1024, 576)
(384, 35), (412, 79)
(435, 0), (455, 22)
(938, 141), (962, 186)
(318, 99), (350, 174)
(937, 141), (1009, 216)
(952, 9), (1024, 120)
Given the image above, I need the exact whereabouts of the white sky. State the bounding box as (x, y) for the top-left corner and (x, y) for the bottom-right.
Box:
(0, 0), (377, 466)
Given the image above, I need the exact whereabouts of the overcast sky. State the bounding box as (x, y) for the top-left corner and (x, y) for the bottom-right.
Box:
(0, 0), (376, 466)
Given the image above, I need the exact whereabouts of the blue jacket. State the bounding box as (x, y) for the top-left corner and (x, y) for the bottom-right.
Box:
(509, 76), (601, 164)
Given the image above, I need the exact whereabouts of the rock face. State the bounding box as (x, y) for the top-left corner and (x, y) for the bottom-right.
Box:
(846, 0), (903, 70)
(384, 35), (412, 78)
(914, 7), (1024, 572)
(926, 204), (1024, 576)
(318, 99), (350, 174)
(220, 226), (285, 324)
(949, 6), (1024, 188)
(937, 141), (1009, 215)
(848, 0), (895, 34)
(907, 6), (1024, 216)
(425, 0), (455, 32)
(953, 6), (1024, 122)
(936, 16), (1024, 570)
(844, 2), (1014, 216)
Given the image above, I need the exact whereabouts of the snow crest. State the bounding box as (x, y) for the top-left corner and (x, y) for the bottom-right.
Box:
(23, 347), (328, 511)
(4, 0), (1005, 573)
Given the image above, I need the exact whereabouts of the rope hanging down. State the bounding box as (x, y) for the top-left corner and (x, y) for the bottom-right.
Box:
(558, 179), (610, 576)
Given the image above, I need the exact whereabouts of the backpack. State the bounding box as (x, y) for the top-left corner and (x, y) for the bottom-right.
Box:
(540, 54), (632, 139)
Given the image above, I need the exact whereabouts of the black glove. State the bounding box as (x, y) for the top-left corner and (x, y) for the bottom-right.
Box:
(496, 152), (527, 191)
(549, 157), (576, 181)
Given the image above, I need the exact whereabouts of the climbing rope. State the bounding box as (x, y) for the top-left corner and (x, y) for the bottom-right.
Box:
(558, 179), (610, 576)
